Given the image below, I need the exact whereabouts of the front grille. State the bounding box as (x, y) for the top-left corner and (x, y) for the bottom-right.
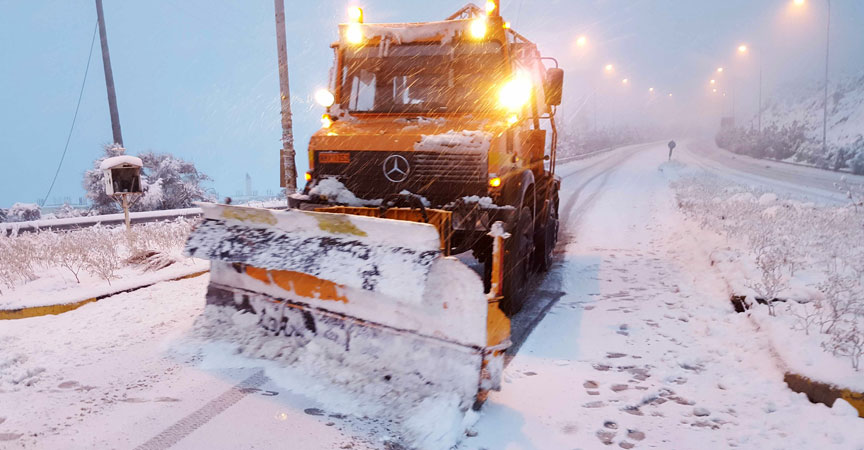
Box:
(413, 150), (486, 183)
(314, 150), (487, 206)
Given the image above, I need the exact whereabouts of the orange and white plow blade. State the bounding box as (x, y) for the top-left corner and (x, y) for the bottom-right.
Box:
(185, 203), (509, 412)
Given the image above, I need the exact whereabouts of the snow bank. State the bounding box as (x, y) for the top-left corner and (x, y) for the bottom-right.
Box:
(670, 172), (864, 391)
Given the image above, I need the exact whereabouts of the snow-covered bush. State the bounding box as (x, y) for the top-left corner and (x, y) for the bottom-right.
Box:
(52, 231), (90, 284)
(850, 147), (864, 175)
(0, 218), (196, 291)
(83, 145), (214, 214)
(79, 226), (121, 284)
(8, 203), (41, 222)
(53, 203), (84, 219)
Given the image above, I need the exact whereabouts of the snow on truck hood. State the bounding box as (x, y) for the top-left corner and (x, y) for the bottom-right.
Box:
(310, 117), (496, 152)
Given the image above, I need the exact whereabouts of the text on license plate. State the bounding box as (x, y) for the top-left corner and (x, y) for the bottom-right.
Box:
(319, 152), (350, 164)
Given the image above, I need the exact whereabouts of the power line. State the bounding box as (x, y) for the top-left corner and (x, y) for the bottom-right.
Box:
(40, 22), (98, 207)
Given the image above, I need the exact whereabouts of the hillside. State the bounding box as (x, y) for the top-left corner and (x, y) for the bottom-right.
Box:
(718, 72), (864, 173)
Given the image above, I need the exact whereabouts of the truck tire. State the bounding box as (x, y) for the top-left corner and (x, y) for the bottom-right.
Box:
(535, 195), (559, 272)
(501, 206), (534, 316)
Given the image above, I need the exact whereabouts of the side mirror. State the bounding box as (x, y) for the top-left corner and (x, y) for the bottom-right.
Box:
(545, 68), (564, 106)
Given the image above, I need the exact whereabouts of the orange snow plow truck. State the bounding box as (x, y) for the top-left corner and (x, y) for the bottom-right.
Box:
(185, 2), (562, 412)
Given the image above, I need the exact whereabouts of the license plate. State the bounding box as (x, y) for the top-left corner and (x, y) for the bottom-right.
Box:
(319, 152), (350, 164)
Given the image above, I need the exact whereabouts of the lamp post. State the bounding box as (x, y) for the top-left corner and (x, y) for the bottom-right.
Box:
(794, 0), (831, 154)
(737, 44), (763, 132)
(822, 0), (831, 155)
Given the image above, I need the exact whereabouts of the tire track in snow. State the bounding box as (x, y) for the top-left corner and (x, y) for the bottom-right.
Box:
(134, 370), (267, 450)
(506, 145), (644, 363)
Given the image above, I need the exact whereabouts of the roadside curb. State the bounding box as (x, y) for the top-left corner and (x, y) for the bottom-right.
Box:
(0, 270), (209, 320)
(784, 373), (864, 418)
(730, 295), (864, 418)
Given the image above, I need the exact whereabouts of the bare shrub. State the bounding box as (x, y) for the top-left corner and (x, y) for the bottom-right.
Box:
(745, 232), (789, 317)
(54, 232), (89, 284)
(823, 324), (864, 371)
(82, 226), (121, 285)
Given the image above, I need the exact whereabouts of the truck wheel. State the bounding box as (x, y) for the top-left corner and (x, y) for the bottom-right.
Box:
(501, 206), (534, 316)
(536, 196), (559, 272)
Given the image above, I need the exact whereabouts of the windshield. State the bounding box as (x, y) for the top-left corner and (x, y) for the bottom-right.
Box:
(340, 42), (505, 114)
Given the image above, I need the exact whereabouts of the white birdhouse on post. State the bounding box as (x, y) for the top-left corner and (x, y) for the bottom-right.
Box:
(100, 155), (143, 231)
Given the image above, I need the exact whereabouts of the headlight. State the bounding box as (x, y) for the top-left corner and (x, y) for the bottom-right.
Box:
(498, 74), (532, 111)
(315, 89), (335, 107)
(469, 18), (487, 40)
(345, 23), (363, 44)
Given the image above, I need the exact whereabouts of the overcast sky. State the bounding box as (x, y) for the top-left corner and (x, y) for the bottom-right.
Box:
(2, 0), (863, 208)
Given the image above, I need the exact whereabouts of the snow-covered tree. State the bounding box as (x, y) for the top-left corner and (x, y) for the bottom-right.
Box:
(134, 152), (214, 210)
(0, 208), (7, 223)
(83, 145), (214, 213)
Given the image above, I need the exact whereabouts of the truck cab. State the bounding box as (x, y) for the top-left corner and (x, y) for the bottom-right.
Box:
(293, 3), (563, 313)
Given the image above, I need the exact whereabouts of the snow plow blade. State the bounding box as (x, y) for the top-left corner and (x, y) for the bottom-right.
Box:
(185, 203), (510, 412)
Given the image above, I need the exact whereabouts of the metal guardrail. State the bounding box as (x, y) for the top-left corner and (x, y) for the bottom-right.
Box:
(1, 207), (203, 236)
(556, 146), (617, 164)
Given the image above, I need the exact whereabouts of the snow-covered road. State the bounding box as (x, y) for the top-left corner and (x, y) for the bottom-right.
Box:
(2, 140), (862, 449)
(680, 139), (864, 205)
(464, 141), (864, 449)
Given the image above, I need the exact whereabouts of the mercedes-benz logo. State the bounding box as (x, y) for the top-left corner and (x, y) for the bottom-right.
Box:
(382, 155), (410, 183)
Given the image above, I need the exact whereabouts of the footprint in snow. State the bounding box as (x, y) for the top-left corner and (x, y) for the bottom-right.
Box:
(58, 381), (79, 389)
(595, 429), (616, 445)
(627, 429), (646, 441)
(583, 380), (599, 389)
(0, 434), (23, 442)
(583, 401), (605, 408)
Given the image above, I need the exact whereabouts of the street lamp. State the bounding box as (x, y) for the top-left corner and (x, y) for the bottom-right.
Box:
(576, 35), (587, 47)
(737, 43), (764, 132)
(793, 0), (831, 154)
(604, 64), (614, 73)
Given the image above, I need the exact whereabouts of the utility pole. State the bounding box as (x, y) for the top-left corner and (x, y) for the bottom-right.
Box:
(95, 0), (123, 147)
(758, 50), (763, 133)
(274, 0), (297, 194)
(822, 0), (831, 155)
